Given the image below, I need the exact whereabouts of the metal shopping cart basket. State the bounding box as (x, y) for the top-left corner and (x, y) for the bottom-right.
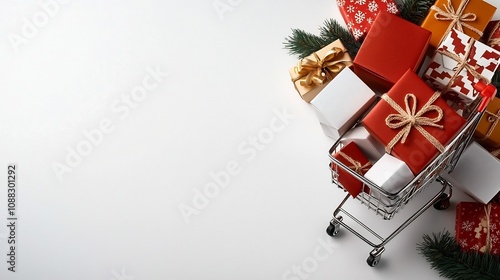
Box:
(325, 86), (496, 267)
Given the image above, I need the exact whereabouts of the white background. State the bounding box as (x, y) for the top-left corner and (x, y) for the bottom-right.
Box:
(0, 0), (479, 279)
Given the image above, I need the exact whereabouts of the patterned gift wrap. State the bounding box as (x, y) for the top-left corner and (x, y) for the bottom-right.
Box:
(336, 0), (399, 41)
(424, 29), (500, 105)
(456, 202), (500, 255)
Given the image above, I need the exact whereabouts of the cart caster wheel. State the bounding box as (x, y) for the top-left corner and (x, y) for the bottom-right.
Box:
(326, 222), (340, 237)
(367, 254), (381, 267)
(433, 193), (450, 210)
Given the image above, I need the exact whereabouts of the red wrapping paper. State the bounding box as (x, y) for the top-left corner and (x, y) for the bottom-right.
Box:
(336, 0), (399, 41)
(353, 12), (431, 92)
(362, 70), (466, 174)
(456, 202), (500, 255)
(331, 141), (371, 197)
(485, 20), (500, 52)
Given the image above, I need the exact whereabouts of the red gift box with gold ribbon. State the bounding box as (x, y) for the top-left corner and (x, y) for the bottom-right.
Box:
(456, 202), (500, 255)
(362, 70), (466, 175)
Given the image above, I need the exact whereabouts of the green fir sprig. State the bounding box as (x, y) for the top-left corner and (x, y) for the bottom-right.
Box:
(283, 29), (328, 59)
(417, 231), (500, 280)
(398, 0), (435, 25)
(319, 19), (361, 58)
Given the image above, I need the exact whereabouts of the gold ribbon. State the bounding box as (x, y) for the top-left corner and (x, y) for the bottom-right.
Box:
(338, 151), (371, 175)
(382, 92), (445, 153)
(480, 109), (500, 140)
(292, 47), (350, 87)
(474, 204), (492, 253)
(432, 0), (483, 46)
(436, 37), (487, 94)
(487, 21), (500, 47)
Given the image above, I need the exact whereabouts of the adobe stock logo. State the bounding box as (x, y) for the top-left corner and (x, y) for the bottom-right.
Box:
(8, 0), (70, 53)
(213, 0), (243, 20)
(179, 107), (295, 224)
(282, 236), (338, 280)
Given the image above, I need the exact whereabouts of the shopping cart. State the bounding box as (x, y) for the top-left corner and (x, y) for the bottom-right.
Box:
(325, 83), (496, 267)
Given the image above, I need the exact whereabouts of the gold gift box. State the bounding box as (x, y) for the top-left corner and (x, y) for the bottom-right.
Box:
(475, 97), (500, 147)
(421, 0), (496, 49)
(289, 40), (352, 103)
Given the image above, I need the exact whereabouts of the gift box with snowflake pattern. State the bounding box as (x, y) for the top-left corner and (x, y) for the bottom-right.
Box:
(456, 202), (500, 255)
(336, 0), (399, 41)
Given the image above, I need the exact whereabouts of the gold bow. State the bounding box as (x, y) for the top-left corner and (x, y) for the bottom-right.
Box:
(432, 0), (483, 46)
(480, 109), (500, 140)
(474, 204), (492, 253)
(436, 36), (487, 93)
(382, 92), (445, 153)
(338, 151), (371, 175)
(292, 47), (350, 87)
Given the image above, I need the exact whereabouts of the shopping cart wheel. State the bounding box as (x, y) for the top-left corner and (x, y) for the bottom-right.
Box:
(366, 255), (381, 267)
(326, 220), (340, 237)
(366, 248), (384, 267)
(433, 193), (450, 210)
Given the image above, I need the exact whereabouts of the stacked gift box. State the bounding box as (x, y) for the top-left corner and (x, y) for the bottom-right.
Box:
(289, 0), (500, 256)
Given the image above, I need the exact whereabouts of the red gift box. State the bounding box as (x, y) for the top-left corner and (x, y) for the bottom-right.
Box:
(331, 141), (372, 197)
(336, 0), (399, 41)
(486, 20), (500, 52)
(353, 12), (431, 93)
(362, 70), (466, 174)
(456, 202), (500, 255)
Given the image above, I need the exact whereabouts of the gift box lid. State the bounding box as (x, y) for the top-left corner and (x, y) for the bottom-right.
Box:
(362, 69), (466, 174)
(289, 40), (353, 103)
(421, 0), (496, 48)
(311, 67), (376, 135)
(353, 12), (431, 92)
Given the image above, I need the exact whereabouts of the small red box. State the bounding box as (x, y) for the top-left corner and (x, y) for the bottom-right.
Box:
(456, 202), (500, 255)
(353, 12), (431, 92)
(331, 141), (371, 197)
(362, 70), (466, 174)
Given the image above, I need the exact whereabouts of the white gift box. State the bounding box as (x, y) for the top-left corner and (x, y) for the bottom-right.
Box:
(443, 141), (500, 204)
(364, 153), (414, 194)
(311, 67), (376, 140)
(341, 126), (385, 162)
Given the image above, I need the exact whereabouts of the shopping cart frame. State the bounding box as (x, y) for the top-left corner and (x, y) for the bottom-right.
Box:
(326, 95), (486, 267)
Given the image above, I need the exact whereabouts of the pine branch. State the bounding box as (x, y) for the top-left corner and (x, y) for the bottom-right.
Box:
(417, 231), (500, 280)
(283, 29), (327, 59)
(319, 18), (361, 58)
(491, 71), (500, 98)
(398, 0), (435, 25)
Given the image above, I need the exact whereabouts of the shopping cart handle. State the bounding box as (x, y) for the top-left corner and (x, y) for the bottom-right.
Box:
(474, 80), (497, 112)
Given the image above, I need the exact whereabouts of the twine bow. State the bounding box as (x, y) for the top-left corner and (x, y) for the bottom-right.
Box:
(480, 109), (500, 140)
(292, 47), (350, 87)
(432, 0), (483, 46)
(338, 151), (371, 175)
(382, 92), (445, 153)
(436, 37), (487, 94)
(474, 204), (492, 253)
